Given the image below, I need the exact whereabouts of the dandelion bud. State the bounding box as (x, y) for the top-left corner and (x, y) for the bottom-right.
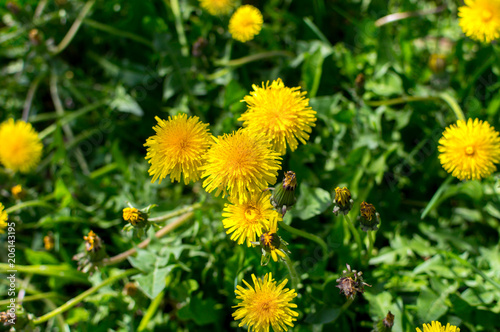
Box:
(11, 184), (25, 200)
(336, 263), (371, 299)
(28, 29), (41, 45)
(332, 187), (354, 216)
(74, 230), (107, 274)
(123, 207), (147, 227)
(270, 171), (297, 216)
(375, 311), (395, 332)
(124, 282), (138, 297)
(44, 233), (55, 251)
(192, 37), (207, 57)
(358, 201), (380, 232)
(429, 54), (446, 74)
(355, 73), (365, 95)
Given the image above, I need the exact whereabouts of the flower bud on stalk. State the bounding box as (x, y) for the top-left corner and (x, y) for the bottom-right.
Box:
(269, 171), (297, 216)
(122, 204), (155, 238)
(73, 230), (108, 274)
(332, 187), (354, 216)
(374, 311), (395, 332)
(358, 201), (380, 232)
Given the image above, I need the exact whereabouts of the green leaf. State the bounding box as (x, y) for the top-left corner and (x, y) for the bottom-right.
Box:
(24, 248), (60, 265)
(110, 86), (143, 116)
(416, 289), (448, 322)
(66, 307), (90, 325)
(177, 295), (220, 325)
(133, 265), (174, 299)
(294, 183), (332, 220)
(128, 248), (169, 273)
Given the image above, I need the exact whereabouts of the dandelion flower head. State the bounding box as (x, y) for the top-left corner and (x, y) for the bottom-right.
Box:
(260, 211), (286, 262)
(458, 0), (500, 43)
(222, 191), (274, 247)
(201, 129), (281, 203)
(199, 0), (235, 15)
(0, 203), (8, 234)
(233, 273), (299, 332)
(438, 118), (500, 180)
(145, 114), (212, 185)
(0, 119), (43, 173)
(123, 207), (144, 226)
(416, 321), (460, 332)
(229, 5), (263, 42)
(239, 78), (317, 155)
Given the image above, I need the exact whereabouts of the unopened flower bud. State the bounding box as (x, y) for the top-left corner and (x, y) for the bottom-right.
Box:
(358, 201), (380, 232)
(11, 184), (25, 200)
(375, 311), (395, 332)
(336, 263), (371, 299)
(44, 233), (55, 251)
(270, 171), (297, 216)
(332, 187), (354, 216)
(429, 54), (446, 74)
(123, 207), (147, 227)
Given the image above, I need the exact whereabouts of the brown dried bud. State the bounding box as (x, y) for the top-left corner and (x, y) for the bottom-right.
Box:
(336, 264), (371, 299)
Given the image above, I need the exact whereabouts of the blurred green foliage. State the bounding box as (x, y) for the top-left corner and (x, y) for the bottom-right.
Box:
(1, 0), (500, 331)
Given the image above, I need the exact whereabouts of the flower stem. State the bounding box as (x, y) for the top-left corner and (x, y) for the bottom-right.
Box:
(214, 51), (294, 67)
(282, 253), (300, 290)
(102, 211), (194, 266)
(32, 269), (139, 325)
(278, 220), (328, 259)
(138, 290), (165, 331)
(149, 203), (201, 222)
(0, 292), (60, 306)
(167, 0), (188, 56)
(366, 230), (376, 263)
(343, 214), (363, 259)
(5, 200), (54, 214)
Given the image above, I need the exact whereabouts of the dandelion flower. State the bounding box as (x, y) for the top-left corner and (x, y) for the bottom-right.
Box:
(199, 0), (235, 15)
(201, 129), (281, 202)
(222, 191), (274, 247)
(260, 211), (287, 263)
(229, 5), (263, 42)
(0, 203), (8, 234)
(44, 234), (55, 251)
(145, 114), (211, 185)
(438, 118), (500, 180)
(239, 78), (317, 155)
(416, 321), (460, 332)
(0, 119), (43, 173)
(123, 207), (144, 226)
(11, 185), (24, 200)
(458, 0), (500, 43)
(233, 273), (298, 332)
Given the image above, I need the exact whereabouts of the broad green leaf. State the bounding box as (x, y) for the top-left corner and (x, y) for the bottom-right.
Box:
(133, 265), (174, 299)
(294, 183), (332, 220)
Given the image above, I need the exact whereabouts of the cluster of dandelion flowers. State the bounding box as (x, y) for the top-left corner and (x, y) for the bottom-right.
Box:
(198, 0), (234, 15)
(233, 273), (298, 332)
(416, 321), (460, 332)
(0, 203), (8, 234)
(145, 114), (212, 185)
(222, 191), (274, 247)
(229, 5), (263, 42)
(438, 118), (500, 181)
(201, 129), (281, 202)
(458, 0), (500, 43)
(0, 119), (43, 173)
(239, 78), (317, 155)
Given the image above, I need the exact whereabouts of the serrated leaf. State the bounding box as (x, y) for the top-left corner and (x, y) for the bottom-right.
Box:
(133, 265), (174, 299)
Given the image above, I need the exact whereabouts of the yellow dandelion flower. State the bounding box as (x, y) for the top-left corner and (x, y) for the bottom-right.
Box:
(84, 230), (99, 252)
(44, 234), (55, 251)
(416, 321), (460, 332)
(201, 129), (282, 202)
(199, 0), (235, 15)
(260, 211), (286, 262)
(123, 207), (144, 226)
(11, 185), (23, 200)
(233, 273), (299, 332)
(458, 0), (500, 43)
(239, 78), (317, 155)
(229, 5), (263, 42)
(0, 203), (8, 234)
(145, 114), (212, 185)
(222, 191), (274, 247)
(0, 119), (43, 173)
(438, 118), (500, 180)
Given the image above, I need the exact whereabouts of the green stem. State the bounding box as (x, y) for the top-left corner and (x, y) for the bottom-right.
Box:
(282, 253), (299, 290)
(277, 220), (328, 259)
(0, 264), (89, 284)
(168, 0), (188, 56)
(366, 230), (376, 263)
(83, 18), (154, 48)
(214, 51), (294, 67)
(438, 92), (466, 121)
(5, 200), (54, 214)
(22, 74), (44, 121)
(149, 203), (202, 222)
(102, 211), (194, 266)
(137, 290), (165, 331)
(50, 0), (95, 55)
(32, 269), (139, 325)
(343, 214), (363, 259)
(50, 72), (90, 175)
(0, 292), (60, 307)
